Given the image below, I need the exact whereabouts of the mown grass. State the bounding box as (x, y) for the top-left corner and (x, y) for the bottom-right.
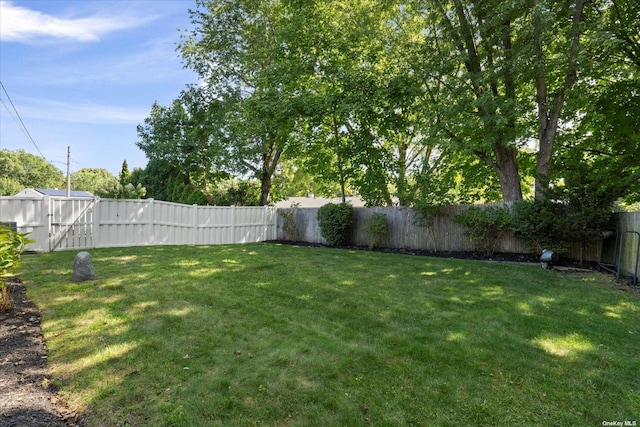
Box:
(19, 244), (640, 426)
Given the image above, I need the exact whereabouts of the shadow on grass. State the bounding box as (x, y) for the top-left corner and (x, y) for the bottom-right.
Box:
(19, 244), (640, 426)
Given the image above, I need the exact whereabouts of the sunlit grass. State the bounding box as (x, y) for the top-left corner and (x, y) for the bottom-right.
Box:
(19, 243), (640, 426)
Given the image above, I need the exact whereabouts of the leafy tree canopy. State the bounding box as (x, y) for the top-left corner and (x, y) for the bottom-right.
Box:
(70, 168), (118, 195)
(0, 149), (65, 196)
(133, 0), (639, 209)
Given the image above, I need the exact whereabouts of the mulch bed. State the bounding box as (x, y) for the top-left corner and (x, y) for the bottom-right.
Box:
(266, 240), (575, 265)
(0, 278), (80, 427)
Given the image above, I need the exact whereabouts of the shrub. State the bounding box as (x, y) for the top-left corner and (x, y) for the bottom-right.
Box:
(363, 213), (388, 250)
(1, 225), (34, 312)
(413, 203), (448, 252)
(279, 204), (300, 241)
(511, 197), (614, 265)
(453, 205), (512, 256)
(510, 200), (567, 254)
(317, 203), (353, 246)
(0, 283), (12, 312)
(0, 225), (33, 278)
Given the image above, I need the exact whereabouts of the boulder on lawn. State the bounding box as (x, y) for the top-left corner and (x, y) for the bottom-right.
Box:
(72, 251), (96, 282)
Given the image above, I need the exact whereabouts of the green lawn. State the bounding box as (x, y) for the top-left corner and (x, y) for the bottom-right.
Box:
(19, 243), (640, 426)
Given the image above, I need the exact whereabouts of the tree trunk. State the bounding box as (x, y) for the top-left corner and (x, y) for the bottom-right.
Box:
(533, 0), (586, 200)
(259, 172), (271, 206)
(397, 142), (410, 206)
(338, 156), (347, 204)
(535, 126), (556, 201)
(482, 144), (523, 202)
(258, 138), (283, 206)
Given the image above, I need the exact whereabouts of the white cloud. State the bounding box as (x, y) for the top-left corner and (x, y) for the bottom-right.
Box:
(11, 97), (149, 125)
(0, 0), (154, 43)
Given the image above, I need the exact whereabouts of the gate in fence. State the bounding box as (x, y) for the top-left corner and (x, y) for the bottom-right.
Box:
(48, 197), (96, 251)
(0, 196), (277, 252)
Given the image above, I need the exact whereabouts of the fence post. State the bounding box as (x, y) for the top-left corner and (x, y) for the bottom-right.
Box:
(231, 205), (236, 243)
(261, 207), (267, 241)
(192, 204), (198, 245)
(42, 196), (52, 252)
(266, 207), (275, 241)
(148, 199), (155, 245)
(92, 197), (100, 248)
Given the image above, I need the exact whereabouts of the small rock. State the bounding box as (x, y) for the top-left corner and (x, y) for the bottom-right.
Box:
(72, 251), (96, 282)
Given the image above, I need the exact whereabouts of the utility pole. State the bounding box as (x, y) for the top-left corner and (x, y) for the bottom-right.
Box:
(66, 146), (71, 197)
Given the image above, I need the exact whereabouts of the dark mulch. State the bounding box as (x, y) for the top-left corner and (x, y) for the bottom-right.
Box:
(0, 278), (80, 427)
(265, 240), (640, 291)
(264, 240), (591, 266)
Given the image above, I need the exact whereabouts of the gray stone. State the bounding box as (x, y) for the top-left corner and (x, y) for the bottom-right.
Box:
(72, 251), (96, 282)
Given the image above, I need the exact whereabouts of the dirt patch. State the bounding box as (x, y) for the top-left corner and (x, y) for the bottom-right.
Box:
(0, 278), (81, 427)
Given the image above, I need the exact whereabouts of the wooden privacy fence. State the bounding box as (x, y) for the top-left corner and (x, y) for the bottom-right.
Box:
(277, 205), (524, 253)
(614, 212), (640, 279)
(2, 195), (637, 279)
(276, 206), (640, 279)
(0, 196), (277, 252)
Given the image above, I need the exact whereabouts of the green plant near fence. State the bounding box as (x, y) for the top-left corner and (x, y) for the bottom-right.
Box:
(0, 225), (34, 277)
(1, 224), (35, 311)
(317, 203), (353, 246)
(413, 203), (448, 252)
(363, 212), (389, 250)
(453, 205), (513, 256)
(279, 206), (300, 241)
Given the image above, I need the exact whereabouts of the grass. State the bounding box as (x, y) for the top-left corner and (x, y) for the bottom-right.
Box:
(18, 243), (640, 426)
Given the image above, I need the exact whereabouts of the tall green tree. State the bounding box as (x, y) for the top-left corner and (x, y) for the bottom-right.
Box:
(179, 0), (302, 205)
(531, 0), (588, 200)
(386, 1), (591, 203)
(136, 86), (230, 204)
(552, 0), (640, 205)
(0, 149), (65, 196)
(290, 1), (452, 206)
(119, 160), (131, 186)
(411, 0), (529, 202)
(70, 168), (118, 194)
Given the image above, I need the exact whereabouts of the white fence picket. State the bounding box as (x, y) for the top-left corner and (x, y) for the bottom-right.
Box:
(0, 196), (277, 252)
(1, 195), (637, 279)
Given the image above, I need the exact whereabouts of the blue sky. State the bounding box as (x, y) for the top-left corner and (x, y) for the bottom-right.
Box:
(0, 0), (199, 176)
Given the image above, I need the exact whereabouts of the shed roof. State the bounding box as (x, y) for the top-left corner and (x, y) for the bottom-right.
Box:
(16, 188), (94, 198)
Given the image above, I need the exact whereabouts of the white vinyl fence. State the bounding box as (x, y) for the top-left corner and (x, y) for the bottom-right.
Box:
(0, 196), (277, 252)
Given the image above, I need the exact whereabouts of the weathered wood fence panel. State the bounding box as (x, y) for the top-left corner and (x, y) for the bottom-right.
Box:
(615, 212), (640, 278)
(276, 206), (624, 265)
(278, 205), (525, 253)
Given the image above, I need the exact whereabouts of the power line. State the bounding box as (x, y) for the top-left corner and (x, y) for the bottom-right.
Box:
(0, 97), (32, 150)
(0, 80), (46, 158)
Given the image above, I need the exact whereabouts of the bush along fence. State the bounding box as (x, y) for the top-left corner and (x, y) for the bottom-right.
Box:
(277, 204), (525, 253)
(276, 204), (640, 281)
